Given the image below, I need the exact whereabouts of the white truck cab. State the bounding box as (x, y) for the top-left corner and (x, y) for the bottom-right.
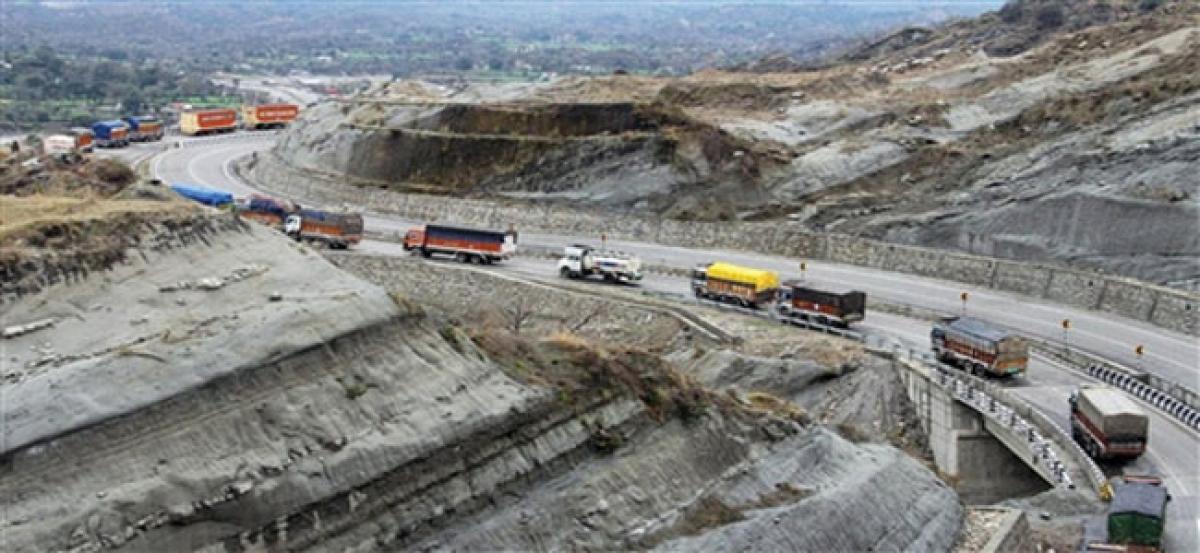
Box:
(284, 214), (302, 236)
(558, 244), (642, 283)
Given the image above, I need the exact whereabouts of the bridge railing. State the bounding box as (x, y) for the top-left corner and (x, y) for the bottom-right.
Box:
(882, 343), (1107, 495)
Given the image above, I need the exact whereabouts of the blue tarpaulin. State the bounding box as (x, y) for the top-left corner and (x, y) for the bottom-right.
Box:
(170, 183), (233, 206)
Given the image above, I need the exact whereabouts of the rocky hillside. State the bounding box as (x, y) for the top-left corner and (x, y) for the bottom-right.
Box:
(269, 0), (1198, 288)
(1, 160), (964, 550)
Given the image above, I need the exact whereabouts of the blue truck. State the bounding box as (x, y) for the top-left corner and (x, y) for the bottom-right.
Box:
(91, 120), (130, 148)
(170, 183), (234, 207)
(123, 116), (164, 142)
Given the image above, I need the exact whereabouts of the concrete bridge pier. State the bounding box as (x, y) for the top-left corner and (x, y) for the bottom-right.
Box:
(902, 362), (1050, 504)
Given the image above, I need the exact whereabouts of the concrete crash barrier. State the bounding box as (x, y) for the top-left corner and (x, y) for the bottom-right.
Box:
(1088, 364), (1200, 432)
(1033, 339), (1200, 432)
(242, 152), (1199, 337)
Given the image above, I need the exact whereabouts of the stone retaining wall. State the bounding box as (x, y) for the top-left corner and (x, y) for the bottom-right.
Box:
(242, 154), (1198, 335)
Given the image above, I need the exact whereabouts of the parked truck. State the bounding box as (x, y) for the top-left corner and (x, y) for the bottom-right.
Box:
(931, 316), (1028, 377)
(170, 182), (234, 207)
(180, 108), (238, 135)
(42, 135), (83, 162)
(691, 262), (779, 309)
(91, 120), (129, 148)
(776, 281), (866, 328)
(403, 224), (517, 263)
(285, 209), (363, 249)
(557, 244), (642, 283)
(1083, 475), (1169, 552)
(69, 127), (94, 153)
(1070, 386), (1149, 460)
(242, 103), (299, 129)
(123, 115), (164, 141)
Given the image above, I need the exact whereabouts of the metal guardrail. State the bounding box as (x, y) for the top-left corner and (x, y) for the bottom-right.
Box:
(868, 294), (1200, 435)
(886, 346), (1106, 493)
(1086, 363), (1200, 431)
(352, 242), (1106, 492)
(173, 130), (282, 148)
(1029, 341), (1200, 433)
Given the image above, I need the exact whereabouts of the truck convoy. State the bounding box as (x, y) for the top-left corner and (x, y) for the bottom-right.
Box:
(242, 103), (300, 129)
(91, 120), (129, 148)
(1083, 475), (1169, 552)
(1070, 386), (1149, 460)
(123, 116), (164, 142)
(403, 224), (517, 264)
(691, 262), (779, 309)
(776, 281), (866, 328)
(931, 316), (1028, 377)
(558, 245), (642, 283)
(181, 107), (238, 136)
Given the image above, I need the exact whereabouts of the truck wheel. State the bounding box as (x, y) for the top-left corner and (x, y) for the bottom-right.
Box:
(560, 267), (571, 279)
(455, 252), (468, 263)
(420, 248), (432, 258)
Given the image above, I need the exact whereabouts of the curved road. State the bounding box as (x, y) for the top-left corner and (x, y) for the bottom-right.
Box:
(153, 136), (1200, 551)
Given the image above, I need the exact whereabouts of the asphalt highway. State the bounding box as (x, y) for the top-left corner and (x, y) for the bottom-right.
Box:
(152, 135), (1200, 551)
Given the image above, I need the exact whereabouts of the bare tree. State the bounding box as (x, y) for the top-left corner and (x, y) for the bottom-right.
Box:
(505, 296), (535, 335)
(569, 303), (610, 333)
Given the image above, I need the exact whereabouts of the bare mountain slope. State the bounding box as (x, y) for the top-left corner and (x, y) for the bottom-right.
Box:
(268, 0), (1199, 286)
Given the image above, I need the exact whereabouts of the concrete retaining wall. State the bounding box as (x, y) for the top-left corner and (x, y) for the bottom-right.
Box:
(979, 509), (1033, 553)
(242, 154), (1199, 336)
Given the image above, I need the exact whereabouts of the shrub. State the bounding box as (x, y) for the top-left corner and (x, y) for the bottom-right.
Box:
(1138, 0), (1164, 12)
(1035, 4), (1065, 29)
(93, 158), (136, 185)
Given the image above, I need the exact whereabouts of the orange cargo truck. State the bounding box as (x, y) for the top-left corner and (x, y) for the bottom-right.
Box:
(180, 108), (238, 136)
(69, 128), (94, 152)
(242, 103), (299, 129)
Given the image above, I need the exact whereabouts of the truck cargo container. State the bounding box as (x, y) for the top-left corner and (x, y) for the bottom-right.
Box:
(69, 128), (94, 153)
(403, 224), (516, 263)
(776, 281), (866, 327)
(931, 316), (1027, 377)
(242, 103), (299, 129)
(691, 262), (779, 309)
(1070, 386), (1149, 460)
(42, 135), (80, 161)
(123, 115), (164, 141)
(557, 244), (642, 283)
(285, 209), (363, 249)
(1082, 475), (1169, 552)
(170, 182), (234, 207)
(91, 120), (129, 148)
(180, 108), (237, 135)
(234, 194), (300, 229)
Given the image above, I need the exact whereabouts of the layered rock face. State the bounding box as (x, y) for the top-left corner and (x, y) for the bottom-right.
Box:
(1, 223), (962, 552)
(266, 3), (1200, 287)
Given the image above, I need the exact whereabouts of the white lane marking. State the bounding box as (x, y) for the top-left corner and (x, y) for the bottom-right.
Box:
(170, 138), (1198, 380)
(601, 237), (1197, 352)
